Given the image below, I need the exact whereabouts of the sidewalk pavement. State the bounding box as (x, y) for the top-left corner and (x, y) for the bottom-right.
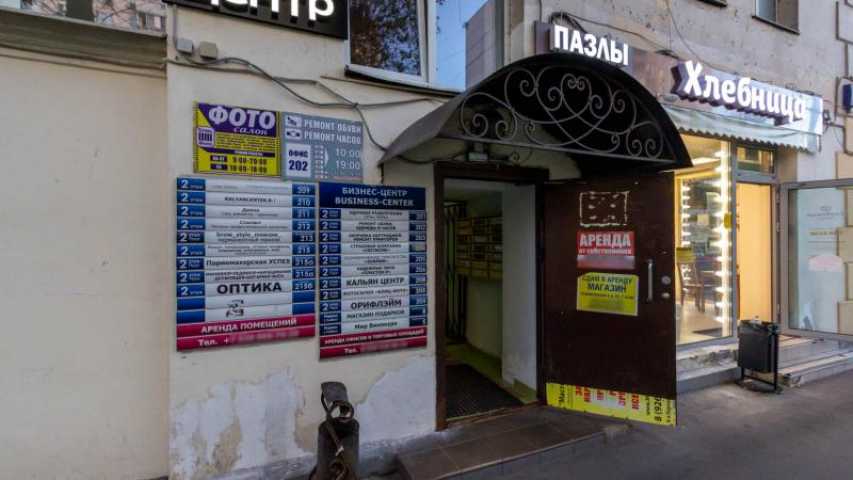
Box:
(497, 370), (853, 480)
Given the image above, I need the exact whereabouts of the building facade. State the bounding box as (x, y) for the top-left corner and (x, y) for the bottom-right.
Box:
(1, 1), (853, 479)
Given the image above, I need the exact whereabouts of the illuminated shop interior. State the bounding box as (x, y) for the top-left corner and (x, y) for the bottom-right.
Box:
(676, 134), (774, 345)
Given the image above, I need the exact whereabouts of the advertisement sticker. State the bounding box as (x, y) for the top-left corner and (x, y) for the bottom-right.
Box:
(282, 112), (363, 183)
(577, 230), (635, 270)
(546, 383), (676, 426)
(577, 272), (639, 316)
(194, 103), (280, 177)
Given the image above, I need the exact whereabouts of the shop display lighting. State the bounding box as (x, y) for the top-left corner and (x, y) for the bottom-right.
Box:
(714, 147), (731, 328)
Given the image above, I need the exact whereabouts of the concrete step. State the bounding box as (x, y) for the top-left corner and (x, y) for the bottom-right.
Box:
(677, 363), (739, 394)
(674, 337), (853, 393)
(676, 343), (737, 375)
(778, 337), (844, 367)
(781, 350), (853, 387)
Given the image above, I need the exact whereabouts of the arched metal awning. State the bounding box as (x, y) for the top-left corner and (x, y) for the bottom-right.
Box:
(380, 53), (692, 174)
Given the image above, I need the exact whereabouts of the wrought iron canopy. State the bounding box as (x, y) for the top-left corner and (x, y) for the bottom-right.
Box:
(380, 53), (691, 172)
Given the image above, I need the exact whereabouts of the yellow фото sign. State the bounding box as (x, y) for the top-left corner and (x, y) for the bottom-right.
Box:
(577, 272), (638, 316)
(546, 383), (676, 426)
(194, 103), (281, 177)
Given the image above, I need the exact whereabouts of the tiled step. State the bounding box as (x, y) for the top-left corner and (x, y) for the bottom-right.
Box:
(396, 407), (628, 480)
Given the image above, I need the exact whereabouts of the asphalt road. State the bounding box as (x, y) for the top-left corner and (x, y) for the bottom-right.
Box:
(499, 370), (853, 480)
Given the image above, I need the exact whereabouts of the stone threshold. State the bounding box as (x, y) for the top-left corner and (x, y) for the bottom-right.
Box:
(397, 406), (629, 480)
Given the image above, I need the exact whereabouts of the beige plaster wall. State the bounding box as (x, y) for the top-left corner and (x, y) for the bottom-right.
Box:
(0, 51), (170, 479)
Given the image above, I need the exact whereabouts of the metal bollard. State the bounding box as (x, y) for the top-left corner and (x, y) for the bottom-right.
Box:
(310, 382), (359, 480)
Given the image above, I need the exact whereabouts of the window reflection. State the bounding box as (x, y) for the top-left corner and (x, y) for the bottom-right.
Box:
(350, 0), (422, 76)
(788, 187), (847, 334)
(16, 0), (165, 32)
(436, 0), (491, 90)
(736, 145), (774, 174)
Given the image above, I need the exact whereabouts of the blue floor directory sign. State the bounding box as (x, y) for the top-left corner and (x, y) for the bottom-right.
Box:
(175, 177), (317, 351)
(317, 183), (428, 359)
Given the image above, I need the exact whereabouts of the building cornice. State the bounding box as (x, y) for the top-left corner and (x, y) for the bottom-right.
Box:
(0, 6), (166, 70)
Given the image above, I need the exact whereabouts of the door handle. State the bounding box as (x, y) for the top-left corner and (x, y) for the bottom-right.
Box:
(646, 259), (654, 303)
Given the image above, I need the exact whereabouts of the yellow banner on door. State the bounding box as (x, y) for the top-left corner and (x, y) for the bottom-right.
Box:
(577, 272), (638, 316)
(546, 383), (676, 426)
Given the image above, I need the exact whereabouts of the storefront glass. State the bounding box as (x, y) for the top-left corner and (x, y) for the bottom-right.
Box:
(10, 0), (166, 32)
(735, 145), (774, 174)
(787, 186), (849, 335)
(736, 183), (773, 322)
(436, 0), (492, 90)
(676, 135), (734, 344)
(350, 0), (423, 76)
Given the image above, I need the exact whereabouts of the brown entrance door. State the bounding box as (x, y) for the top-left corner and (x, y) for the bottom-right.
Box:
(542, 173), (677, 425)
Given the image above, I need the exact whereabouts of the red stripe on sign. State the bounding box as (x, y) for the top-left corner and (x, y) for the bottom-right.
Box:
(320, 327), (427, 348)
(177, 325), (315, 351)
(320, 336), (427, 359)
(176, 314), (316, 338)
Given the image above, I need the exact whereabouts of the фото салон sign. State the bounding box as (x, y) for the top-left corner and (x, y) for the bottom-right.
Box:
(164, 0), (348, 39)
(193, 102), (364, 182)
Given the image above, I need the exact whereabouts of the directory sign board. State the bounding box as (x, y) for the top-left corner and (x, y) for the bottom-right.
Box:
(317, 183), (428, 359)
(281, 112), (363, 183)
(176, 177), (317, 351)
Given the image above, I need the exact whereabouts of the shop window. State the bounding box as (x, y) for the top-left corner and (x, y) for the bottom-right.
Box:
(755, 0), (798, 32)
(785, 182), (853, 337)
(735, 144), (774, 174)
(137, 11), (164, 32)
(350, 0), (503, 89)
(15, 0), (166, 33)
(676, 135), (734, 345)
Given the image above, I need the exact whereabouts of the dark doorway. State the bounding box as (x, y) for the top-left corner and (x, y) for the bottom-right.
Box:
(435, 163), (548, 428)
(446, 364), (523, 418)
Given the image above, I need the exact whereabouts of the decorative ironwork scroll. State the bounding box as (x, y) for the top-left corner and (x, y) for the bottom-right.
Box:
(453, 63), (678, 163)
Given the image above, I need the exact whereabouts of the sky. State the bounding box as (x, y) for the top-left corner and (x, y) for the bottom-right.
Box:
(436, 0), (490, 90)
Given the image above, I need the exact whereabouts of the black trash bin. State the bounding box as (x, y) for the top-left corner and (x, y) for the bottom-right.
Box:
(737, 320), (781, 392)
